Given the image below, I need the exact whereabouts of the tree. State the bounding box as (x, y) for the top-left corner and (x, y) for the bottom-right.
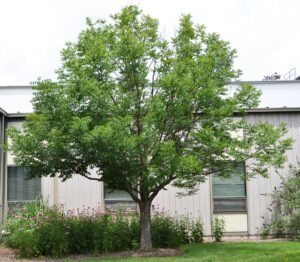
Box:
(8, 6), (292, 250)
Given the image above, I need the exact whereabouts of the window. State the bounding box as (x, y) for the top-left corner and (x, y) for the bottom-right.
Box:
(104, 187), (137, 211)
(212, 163), (247, 213)
(7, 167), (41, 206)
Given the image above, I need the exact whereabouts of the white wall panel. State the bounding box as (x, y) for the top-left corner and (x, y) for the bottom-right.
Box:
(6, 121), (23, 166)
(245, 113), (300, 235)
(41, 176), (56, 206)
(57, 170), (104, 212)
(152, 179), (212, 235)
(214, 214), (248, 232)
(0, 87), (33, 113)
(229, 81), (300, 108)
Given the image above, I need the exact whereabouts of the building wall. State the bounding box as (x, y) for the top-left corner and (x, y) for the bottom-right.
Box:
(153, 112), (300, 236)
(57, 173), (104, 212)
(0, 87), (33, 114)
(245, 112), (300, 235)
(2, 81), (300, 115)
(229, 81), (300, 108)
(6, 120), (105, 212)
(152, 180), (212, 235)
(5, 111), (300, 236)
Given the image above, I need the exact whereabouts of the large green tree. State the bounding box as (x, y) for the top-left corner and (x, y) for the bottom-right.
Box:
(8, 6), (292, 250)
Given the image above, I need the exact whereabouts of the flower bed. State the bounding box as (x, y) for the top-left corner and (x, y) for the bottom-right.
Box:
(1, 201), (203, 258)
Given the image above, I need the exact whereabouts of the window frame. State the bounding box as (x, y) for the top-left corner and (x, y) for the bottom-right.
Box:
(212, 163), (247, 214)
(7, 165), (42, 205)
(103, 185), (137, 211)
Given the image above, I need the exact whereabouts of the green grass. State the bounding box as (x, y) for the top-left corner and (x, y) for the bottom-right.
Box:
(73, 241), (300, 262)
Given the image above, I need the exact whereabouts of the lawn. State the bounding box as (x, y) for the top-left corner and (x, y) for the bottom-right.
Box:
(73, 241), (300, 262)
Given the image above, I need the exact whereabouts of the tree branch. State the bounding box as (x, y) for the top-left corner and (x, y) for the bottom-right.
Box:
(151, 60), (157, 97)
(81, 173), (103, 181)
(149, 175), (176, 201)
(124, 180), (141, 204)
(109, 92), (117, 106)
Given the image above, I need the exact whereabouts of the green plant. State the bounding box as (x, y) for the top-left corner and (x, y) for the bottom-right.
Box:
(191, 219), (204, 243)
(287, 210), (300, 239)
(212, 216), (225, 242)
(2, 201), (204, 258)
(151, 212), (181, 248)
(261, 226), (270, 239)
(12, 229), (40, 258)
(262, 164), (300, 239)
(34, 212), (69, 257)
(174, 215), (204, 244)
(1, 199), (48, 248)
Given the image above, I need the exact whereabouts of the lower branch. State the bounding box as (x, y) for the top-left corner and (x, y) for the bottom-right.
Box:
(149, 175), (175, 201)
(81, 173), (103, 181)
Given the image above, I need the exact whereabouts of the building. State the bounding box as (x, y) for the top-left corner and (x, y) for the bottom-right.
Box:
(1, 81), (300, 238)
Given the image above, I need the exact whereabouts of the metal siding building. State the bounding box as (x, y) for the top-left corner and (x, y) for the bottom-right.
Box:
(1, 81), (300, 237)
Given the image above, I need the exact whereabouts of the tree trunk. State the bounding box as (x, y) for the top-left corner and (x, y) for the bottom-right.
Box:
(139, 200), (152, 251)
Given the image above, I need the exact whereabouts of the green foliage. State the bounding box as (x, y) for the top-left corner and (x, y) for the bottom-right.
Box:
(1, 203), (203, 258)
(212, 216), (225, 242)
(151, 212), (203, 247)
(151, 213), (181, 248)
(191, 219), (204, 243)
(2, 200), (49, 248)
(6, 5), (292, 249)
(262, 164), (300, 239)
(8, 5), (291, 198)
(287, 210), (300, 239)
(174, 214), (204, 244)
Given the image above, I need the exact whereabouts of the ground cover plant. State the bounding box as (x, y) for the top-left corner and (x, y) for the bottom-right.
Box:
(1, 202), (204, 258)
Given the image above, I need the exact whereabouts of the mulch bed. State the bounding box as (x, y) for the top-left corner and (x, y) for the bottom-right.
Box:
(0, 247), (182, 261)
(58, 248), (182, 261)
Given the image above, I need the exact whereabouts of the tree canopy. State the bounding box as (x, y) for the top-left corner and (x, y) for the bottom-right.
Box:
(8, 6), (292, 250)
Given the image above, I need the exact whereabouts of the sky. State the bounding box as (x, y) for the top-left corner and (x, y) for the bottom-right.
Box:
(1, 0), (300, 85)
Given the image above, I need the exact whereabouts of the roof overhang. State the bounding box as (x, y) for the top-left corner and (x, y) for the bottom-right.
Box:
(247, 107), (300, 113)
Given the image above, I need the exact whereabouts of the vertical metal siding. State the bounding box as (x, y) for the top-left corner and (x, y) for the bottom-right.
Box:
(245, 113), (300, 235)
(6, 120), (105, 212)
(152, 179), (212, 235)
(57, 171), (104, 212)
(6, 112), (300, 236)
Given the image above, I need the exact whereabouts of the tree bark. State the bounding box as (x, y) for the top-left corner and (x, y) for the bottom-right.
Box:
(139, 200), (152, 251)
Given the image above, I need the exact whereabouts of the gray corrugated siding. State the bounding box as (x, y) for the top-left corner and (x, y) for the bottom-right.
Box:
(245, 113), (300, 235)
(152, 180), (212, 235)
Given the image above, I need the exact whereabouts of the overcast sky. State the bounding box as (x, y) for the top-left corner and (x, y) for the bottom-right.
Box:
(1, 0), (300, 85)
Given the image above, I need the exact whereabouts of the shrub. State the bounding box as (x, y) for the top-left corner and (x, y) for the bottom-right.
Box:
(191, 219), (204, 243)
(151, 212), (181, 248)
(287, 210), (300, 239)
(262, 164), (300, 239)
(175, 215), (204, 244)
(11, 229), (40, 258)
(151, 211), (204, 247)
(212, 216), (225, 242)
(34, 210), (69, 257)
(2, 199), (49, 249)
(1, 202), (204, 258)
